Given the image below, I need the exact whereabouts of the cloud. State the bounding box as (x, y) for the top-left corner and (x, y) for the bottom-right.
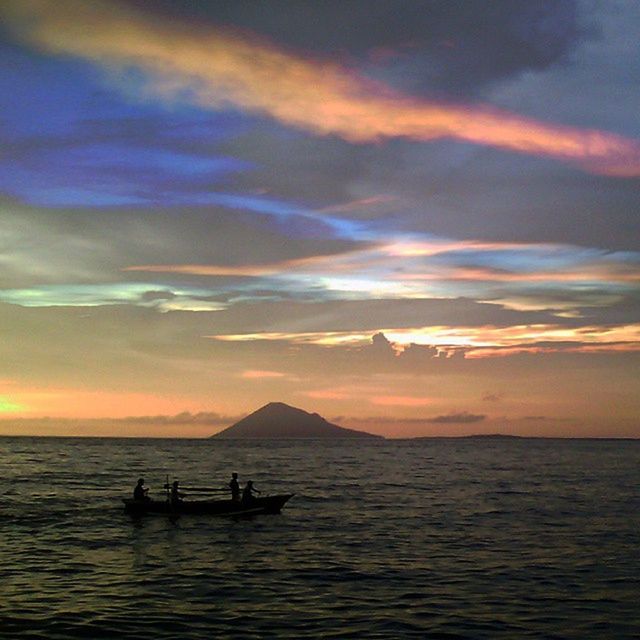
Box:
(0, 199), (355, 289)
(3, 0), (640, 175)
(0, 412), (242, 437)
(122, 411), (236, 425)
(465, 342), (640, 358)
(336, 412), (486, 426)
(427, 412), (486, 424)
(124, 233), (640, 314)
(482, 393), (504, 403)
(240, 369), (286, 379)
(153, 0), (580, 97)
(211, 324), (640, 356)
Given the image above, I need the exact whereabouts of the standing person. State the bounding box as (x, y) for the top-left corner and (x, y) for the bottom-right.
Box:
(242, 480), (260, 505)
(133, 478), (149, 501)
(229, 472), (240, 502)
(170, 480), (184, 506)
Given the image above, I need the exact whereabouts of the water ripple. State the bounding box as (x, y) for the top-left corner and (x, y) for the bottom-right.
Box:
(1, 437), (639, 638)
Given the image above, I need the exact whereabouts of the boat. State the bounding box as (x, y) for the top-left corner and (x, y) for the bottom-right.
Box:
(123, 493), (294, 517)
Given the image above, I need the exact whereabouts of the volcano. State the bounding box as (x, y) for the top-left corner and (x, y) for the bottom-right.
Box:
(212, 402), (383, 439)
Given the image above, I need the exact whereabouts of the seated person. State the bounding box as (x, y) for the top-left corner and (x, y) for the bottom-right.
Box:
(241, 480), (260, 504)
(133, 478), (150, 501)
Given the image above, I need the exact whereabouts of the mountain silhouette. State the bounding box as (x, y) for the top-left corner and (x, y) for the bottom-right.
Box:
(212, 402), (383, 439)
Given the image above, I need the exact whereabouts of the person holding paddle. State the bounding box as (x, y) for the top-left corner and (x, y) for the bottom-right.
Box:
(170, 480), (185, 506)
(242, 480), (260, 505)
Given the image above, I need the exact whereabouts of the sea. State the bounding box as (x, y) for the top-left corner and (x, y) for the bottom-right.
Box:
(1, 436), (639, 639)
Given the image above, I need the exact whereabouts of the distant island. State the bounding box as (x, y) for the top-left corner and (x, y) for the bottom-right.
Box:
(212, 402), (384, 439)
(459, 434), (523, 439)
(407, 433), (523, 441)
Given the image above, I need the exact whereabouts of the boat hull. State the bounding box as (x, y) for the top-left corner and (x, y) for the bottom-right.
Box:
(123, 494), (293, 516)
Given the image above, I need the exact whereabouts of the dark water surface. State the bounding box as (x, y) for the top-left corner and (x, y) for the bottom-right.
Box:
(1, 437), (639, 639)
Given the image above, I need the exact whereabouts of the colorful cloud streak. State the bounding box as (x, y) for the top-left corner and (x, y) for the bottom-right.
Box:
(3, 0), (640, 175)
(210, 323), (640, 357)
(124, 232), (640, 313)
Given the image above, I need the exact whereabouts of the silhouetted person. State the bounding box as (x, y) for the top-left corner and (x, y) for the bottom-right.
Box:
(133, 478), (149, 501)
(242, 480), (260, 505)
(170, 480), (184, 506)
(229, 472), (240, 502)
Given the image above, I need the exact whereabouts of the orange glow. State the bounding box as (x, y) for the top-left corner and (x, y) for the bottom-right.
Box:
(303, 389), (353, 400)
(0, 384), (213, 419)
(4, 0), (640, 175)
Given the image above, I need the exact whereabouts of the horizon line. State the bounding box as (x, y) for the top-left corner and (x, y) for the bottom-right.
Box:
(1, 433), (638, 441)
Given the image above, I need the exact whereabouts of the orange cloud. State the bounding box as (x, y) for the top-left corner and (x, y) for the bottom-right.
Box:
(211, 323), (640, 355)
(446, 265), (640, 284)
(4, 0), (640, 175)
(464, 342), (640, 358)
(318, 195), (397, 214)
(241, 369), (286, 379)
(123, 254), (342, 277)
(370, 395), (431, 407)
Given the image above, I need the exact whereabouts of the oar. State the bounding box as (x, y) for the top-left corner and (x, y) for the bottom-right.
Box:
(162, 484), (229, 494)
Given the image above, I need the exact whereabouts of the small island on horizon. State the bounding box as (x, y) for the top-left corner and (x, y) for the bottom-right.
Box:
(211, 402), (384, 439)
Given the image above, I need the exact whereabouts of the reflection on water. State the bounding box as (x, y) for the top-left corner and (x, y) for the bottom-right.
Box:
(1, 437), (639, 638)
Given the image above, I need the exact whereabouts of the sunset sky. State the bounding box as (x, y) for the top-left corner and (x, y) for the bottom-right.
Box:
(1, 0), (638, 437)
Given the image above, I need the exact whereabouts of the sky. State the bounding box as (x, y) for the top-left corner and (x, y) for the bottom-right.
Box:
(0, 0), (638, 438)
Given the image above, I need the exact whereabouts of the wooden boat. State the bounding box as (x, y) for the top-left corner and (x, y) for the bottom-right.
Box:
(123, 493), (293, 517)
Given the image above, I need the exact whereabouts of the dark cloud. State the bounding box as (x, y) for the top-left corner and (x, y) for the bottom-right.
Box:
(0, 201), (357, 288)
(370, 331), (394, 353)
(337, 412), (486, 425)
(339, 140), (640, 252)
(398, 342), (442, 363)
(129, 0), (581, 98)
(140, 290), (176, 302)
(123, 411), (238, 425)
(0, 413), (241, 430)
(427, 412), (486, 424)
(210, 298), (568, 334)
(220, 125), (371, 204)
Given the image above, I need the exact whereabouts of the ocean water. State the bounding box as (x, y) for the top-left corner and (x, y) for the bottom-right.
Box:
(1, 437), (639, 639)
